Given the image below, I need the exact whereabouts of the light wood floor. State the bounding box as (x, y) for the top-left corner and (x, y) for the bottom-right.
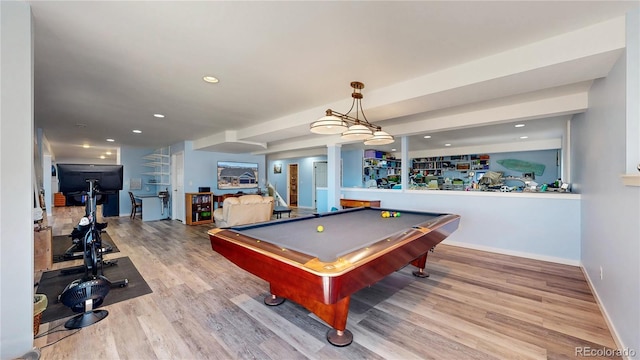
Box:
(34, 206), (620, 359)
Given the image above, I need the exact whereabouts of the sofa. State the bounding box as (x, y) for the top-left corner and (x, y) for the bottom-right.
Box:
(213, 194), (274, 228)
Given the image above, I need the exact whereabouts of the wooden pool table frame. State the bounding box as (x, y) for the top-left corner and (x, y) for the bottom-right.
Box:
(208, 210), (461, 346)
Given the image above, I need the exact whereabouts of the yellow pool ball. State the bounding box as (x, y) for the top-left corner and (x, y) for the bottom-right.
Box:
(317, 225), (324, 232)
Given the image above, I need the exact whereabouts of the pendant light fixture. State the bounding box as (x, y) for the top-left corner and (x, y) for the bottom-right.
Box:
(310, 81), (394, 145)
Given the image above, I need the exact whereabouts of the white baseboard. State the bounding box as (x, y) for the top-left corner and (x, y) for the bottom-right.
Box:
(580, 266), (630, 359)
(443, 240), (581, 266)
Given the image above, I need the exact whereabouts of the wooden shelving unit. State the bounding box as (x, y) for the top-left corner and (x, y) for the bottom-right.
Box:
(185, 192), (213, 225)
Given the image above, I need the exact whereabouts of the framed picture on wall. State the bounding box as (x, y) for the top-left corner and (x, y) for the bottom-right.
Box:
(274, 164), (282, 174)
(130, 178), (142, 190)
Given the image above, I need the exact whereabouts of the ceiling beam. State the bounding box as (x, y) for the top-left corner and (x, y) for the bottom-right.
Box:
(194, 16), (623, 155)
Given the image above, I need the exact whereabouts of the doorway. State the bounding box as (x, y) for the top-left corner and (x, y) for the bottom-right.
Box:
(288, 163), (298, 207)
(312, 161), (327, 211)
(171, 151), (185, 222)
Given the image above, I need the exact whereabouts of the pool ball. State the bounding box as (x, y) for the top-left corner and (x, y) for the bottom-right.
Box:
(317, 225), (324, 232)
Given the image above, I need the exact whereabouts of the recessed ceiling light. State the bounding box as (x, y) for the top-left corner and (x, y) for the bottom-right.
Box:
(153, 113), (165, 118)
(106, 151), (112, 155)
(423, 135), (431, 139)
(444, 143), (451, 147)
(106, 138), (115, 142)
(99, 155), (106, 159)
(520, 136), (529, 139)
(515, 124), (525, 128)
(75, 123), (87, 128)
(133, 130), (142, 134)
(391, 148), (396, 151)
(82, 144), (90, 148)
(203, 76), (219, 84)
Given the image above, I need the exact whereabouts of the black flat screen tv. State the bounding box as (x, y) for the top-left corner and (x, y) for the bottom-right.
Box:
(57, 164), (124, 194)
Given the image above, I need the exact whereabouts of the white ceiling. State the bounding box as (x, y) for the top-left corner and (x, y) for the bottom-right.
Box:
(27, 1), (639, 163)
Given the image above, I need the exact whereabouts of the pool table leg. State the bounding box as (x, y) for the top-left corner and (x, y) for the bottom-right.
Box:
(324, 296), (353, 347)
(327, 328), (353, 347)
(264, 294), (285, 306)
(265, 285), (354, 346)
(411, 251), (431, 278)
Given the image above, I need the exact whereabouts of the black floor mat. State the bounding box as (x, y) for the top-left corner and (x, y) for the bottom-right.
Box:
(52, 233), (119, 263)
(35, 257), (152, 324)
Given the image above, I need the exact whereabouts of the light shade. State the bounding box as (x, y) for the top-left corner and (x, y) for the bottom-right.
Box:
(364, 130), (394, 145)
(310, 115), (348, 134)
(341, 124), (373, 140)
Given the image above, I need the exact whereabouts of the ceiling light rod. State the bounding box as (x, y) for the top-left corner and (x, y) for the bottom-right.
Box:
(322, 109), (381, 132)
(323, 81), (379, 132)
(310, 81), (394, 145)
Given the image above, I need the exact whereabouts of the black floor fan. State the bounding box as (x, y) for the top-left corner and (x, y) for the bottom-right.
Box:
(59, 277), (111, 329)
(58, 178), (127, 329)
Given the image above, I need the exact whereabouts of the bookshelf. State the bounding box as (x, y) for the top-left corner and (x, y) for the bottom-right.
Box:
(362, 149), (401, 185)
(185, 192), (213, 225)
(411, 154), (490, 176)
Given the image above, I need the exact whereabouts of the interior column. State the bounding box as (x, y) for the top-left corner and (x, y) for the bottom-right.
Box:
(400, 136), (409, 190)
(327, 144), (342, 211)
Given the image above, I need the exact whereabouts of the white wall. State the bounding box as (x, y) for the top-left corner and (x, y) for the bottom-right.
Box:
(626, 7), (640, 173)
(183, 140), (266, 194)
(0, 2), (36, 358)
(341, 189), (581, 264)
(571, 15), (640, 355)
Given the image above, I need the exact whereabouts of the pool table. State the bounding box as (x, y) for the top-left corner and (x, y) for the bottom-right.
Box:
(208, 207), (461, 346)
